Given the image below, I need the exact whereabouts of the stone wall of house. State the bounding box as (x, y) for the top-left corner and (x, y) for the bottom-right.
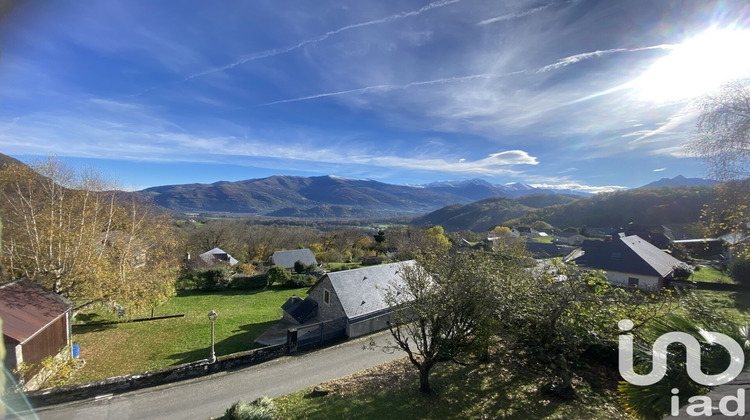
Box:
(26, 344), (289, 407)
(347, 312), (391, 338)
(308, 277), (346, 321)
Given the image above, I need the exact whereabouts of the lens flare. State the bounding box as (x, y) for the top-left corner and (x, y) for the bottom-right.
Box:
(633, 27), (750, 103)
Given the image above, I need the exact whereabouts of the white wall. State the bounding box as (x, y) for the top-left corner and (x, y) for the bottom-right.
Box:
(605, 271), (661, 290)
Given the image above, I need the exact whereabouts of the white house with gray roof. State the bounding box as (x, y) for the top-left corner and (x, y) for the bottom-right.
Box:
(198, 247), (238, 267)
(282, 260), (416, 338)
(572, 235), (682, 290)
(269, 249), (318, 271)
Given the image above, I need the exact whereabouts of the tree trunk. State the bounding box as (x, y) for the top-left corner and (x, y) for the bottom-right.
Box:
(419, 366), (431, 393)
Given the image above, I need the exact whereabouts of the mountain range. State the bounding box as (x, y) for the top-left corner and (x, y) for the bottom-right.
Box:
(138, 175), (595, 218)
(139, 174), (715, 219)
(638, 175), (716, 188)
(0, 154), (717, 220)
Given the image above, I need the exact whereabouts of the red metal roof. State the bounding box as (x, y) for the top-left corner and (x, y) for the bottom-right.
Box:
(0, 280), (73, 343)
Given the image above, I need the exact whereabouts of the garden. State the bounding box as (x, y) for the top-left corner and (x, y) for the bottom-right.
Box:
(71, 285), (308, 384)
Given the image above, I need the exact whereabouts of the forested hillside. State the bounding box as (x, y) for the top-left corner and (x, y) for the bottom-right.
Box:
(514, 186), (714, 227)
(412, 197), (533, 232)
(418, 187), (715, 232)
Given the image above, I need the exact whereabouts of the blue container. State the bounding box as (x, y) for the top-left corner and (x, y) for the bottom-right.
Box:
(72, 344), (80, 358)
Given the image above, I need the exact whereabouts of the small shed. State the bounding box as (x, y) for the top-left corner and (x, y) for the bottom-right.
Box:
(269, 249), (318, 271)
(0, 280), (73, 383)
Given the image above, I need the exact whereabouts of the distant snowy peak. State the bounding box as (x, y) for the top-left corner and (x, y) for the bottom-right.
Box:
(423, 179), (591, 198)
(425, 178), (493, 188)
(503, 182), (534, 191)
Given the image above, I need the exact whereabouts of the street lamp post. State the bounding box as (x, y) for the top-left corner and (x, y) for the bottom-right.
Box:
(208, 310), (217, 363)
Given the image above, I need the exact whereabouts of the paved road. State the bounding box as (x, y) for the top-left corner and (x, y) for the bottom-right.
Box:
(28, 332), (403, 420)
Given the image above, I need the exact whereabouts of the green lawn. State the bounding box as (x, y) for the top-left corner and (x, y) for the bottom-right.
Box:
(325, 262), (362, 271)
(72, 286), (307, 383)
(529, 235), (554, 244)
(690, 264), (734, 284)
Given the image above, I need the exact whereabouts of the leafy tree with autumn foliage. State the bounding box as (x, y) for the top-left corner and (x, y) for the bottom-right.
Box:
(0, 157), (181, 310)
(385, 249), (502, 393)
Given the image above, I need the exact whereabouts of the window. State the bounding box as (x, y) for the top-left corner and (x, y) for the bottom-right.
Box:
(628, 277), (639, 288)
(323, 289), (330, 305)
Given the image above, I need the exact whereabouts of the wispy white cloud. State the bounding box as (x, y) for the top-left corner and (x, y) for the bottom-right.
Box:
(368, 150), (537, 175)
(182, 0), (463, 82)
(477, 1), (576, 26)
(0, 98), (538, 178)
(263, 43), (674, 106)
(653, 168), (666, 172)
(627, 107), (698, 144)
(530, 182), (626, 194)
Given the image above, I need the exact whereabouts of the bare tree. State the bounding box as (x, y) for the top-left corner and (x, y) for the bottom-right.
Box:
(689, 79), (750, 258)
(689, 78), (750, 182)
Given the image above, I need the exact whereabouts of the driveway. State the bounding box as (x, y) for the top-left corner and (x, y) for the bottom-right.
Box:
(28, 331), (403, 420)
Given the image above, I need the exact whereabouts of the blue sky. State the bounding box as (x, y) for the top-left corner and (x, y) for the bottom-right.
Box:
(1, 0), (750, 192)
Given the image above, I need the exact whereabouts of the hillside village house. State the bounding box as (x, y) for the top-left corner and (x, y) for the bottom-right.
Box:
(510, 227), (539, 238)
(554, 231), (587, 246)
(197, 247), (238, 267)
(0, 280), (73, 388)
(278, 260), (416, 339)
(269, 249), (318, 271)
(571, 234), (682, 290)
(620, 223), (675, 249)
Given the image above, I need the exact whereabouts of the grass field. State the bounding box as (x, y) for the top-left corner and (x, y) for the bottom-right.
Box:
(690, 264), (734, 284)
(529, 235), (554, 244)
(71, 286), (308, 383)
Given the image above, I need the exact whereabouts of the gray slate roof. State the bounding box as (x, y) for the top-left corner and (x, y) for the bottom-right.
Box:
(199, 248), (238, 266)
(270, 249), (317, 269)
(323, 260), (416, 320)
(574, 235), (681, 278)
(281, 295), (318, 323)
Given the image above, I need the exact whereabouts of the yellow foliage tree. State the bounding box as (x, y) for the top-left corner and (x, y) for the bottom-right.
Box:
(0, 157), (181, 310)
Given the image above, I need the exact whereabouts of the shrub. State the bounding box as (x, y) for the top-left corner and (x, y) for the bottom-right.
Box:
(178, 267), (231, 291)
(234, 263), (256, 275)
(293, 260), (311, 274)
(229, 274), (268, 290)
(729, 256), (750, 287)
(224, 396), (277, 420)
(672, 262), (694, 281)
(361, 255), (384, 266)
(289, 274), (317, 287)
(267, 265), (291, 286)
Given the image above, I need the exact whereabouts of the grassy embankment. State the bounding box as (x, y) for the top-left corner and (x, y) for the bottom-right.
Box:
(270, 288), (750, 419)
(273, 352), (626, 419)
(72, 286), (307, 383)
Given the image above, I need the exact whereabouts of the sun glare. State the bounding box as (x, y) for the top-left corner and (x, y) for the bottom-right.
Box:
(633, 27), (750, 103)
